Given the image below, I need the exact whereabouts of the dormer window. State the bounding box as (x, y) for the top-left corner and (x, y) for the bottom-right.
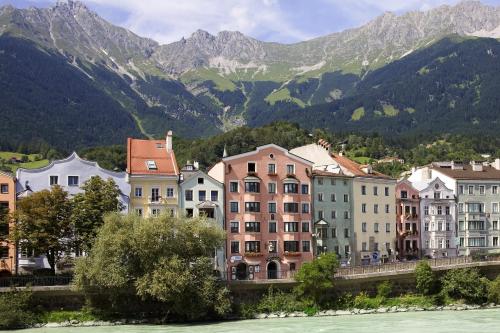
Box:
(156, 143), (163, 149)
(146, 160), (157, 170)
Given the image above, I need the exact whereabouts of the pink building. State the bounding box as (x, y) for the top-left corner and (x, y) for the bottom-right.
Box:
(221, 144), (313, 280)
(396, 180), (421, 259)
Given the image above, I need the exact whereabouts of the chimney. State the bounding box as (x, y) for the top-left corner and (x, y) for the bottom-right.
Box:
(362, 165), (372, 174)
(451, 161), (463, 170)
(493, 158), (500, 171)
(421, 167), (431, 181)
(194, 161), (199, 170)
(471, 161), (483, 172)
(166, 130), (173, 152)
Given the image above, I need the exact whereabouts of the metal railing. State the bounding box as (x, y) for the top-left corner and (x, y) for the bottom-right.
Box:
(221, 270), (297, 282)
(335, 256), (500, 278)
(0, 275), (73, 288)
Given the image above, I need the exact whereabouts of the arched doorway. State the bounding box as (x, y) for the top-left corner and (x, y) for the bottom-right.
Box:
(267, 261), (278, 279)
(235, 262), (248, 280)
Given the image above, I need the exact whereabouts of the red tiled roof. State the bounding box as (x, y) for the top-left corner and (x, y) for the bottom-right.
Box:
(331, 153), (392, 179)
(127, 138), (178, 176)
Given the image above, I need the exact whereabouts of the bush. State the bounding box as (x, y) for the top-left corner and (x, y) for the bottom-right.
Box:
(415, 261), (437, 295)
(353, 292), (383, 309)
(377, 281), (392, 299)
(0, 289), (37, 329)
(441, 268), (488, 304)
(488, 275), (500, 304)
(256, 287), (306, 314)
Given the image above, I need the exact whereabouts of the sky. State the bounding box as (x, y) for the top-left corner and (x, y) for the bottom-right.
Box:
(3, 0), (500, 44)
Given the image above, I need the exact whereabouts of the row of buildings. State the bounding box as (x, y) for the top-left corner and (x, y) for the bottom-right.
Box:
(1, 131), (500, 280)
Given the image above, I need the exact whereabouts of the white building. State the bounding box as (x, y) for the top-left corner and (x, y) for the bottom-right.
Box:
(15, 152), (130, 273)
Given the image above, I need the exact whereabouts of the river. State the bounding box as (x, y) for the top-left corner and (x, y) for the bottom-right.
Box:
(13, 309), (500, 333)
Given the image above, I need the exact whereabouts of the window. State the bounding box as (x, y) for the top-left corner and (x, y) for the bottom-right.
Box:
(362, 222), (367, 232)
(302, 203), (310, 214)
(135, 208), (142, 217)
(493, 186), (498, 195)
(468, 186), (474, 195)
(434, 191), (441, 199)
(284, 203), (298, 213)
(374, 243), (379, 251)
(268, 202), (277, 213)
(425, 222), (429, 231)
(151, 208), (160, 217)
(166, 187), (174, 198)
(494, 237), (499, 247)
(332, 227), (337, 238)
(301, 184), (309, 194)
(467, 203), (484, 213)
(284, 183), (298, 193)
(302, 222), (310, 232)
(362, 242), (367, 251)
(284, 222), (299, 232)
(386, 223), (391, 233)
(318, 210), (324, 219)
(331, 210), (336, 219)
(459, 237), (465, 247)
(373, 186), (378, 196)
(401, 191), (408, 199)
(68, 176), (79, 186)
(245, 182), (260, 193)
(269, 221), (277, 233)
(445, 206), (450, 215)
(231, 241), (240, 253)
(268, 163), (276, 174)
(268, 183), (276, 194)
(302, 241), (311, 252)
(331, 179), (336, 186)
(344, 228), (349, 238)
(269, 240), (278, 253)
(151, 188), (160, 202)
(229, 181), (238, 193)
(458, 203), (464, 213)
(135, 187), (143, 198)
(286, 164), (295, 175)
(317, 193), (324, 201)
(247, 162), (256, 173)
(374, 223), (379, 233)
(290, 263), (296, 271)
(185, 208), (193, 217)
(344, 211), (350, 219)
(446, 223), (450, 231)
(362, 203), (366, 213)
(146, 160), (157, 170)
(344, 245), (350, 256)
(245, 222), (261, 232)
(245, 202), (260, 212)
(467, 237), (486, 247)
(49, 176), (58, 186)
(318, 177), (324, 185)
(459, 221), (465, 231)
(211, 190), (218, 201)
(468, 220), (485, 230)
(284, 241), (299, 252)
(493, 203), (499, 214)
(230, 202), (239, 213)
(437, 206), (442, 215)
(438, 222), (443, 231)
(344, 194), (349, 202)
(361, 185), (366, 195)
(424, 206), (429, 216)
(331, 193), (336, 202)
(374, 204), (379, 214)
(245, 241), (261, 253)
(459, 185), (464, 194)
(197, 177), (204, 184)
(385, 204), (390, 214)
(385, 187), (390, 196)
(479, 186), (485, 195)
(230, 222), (239, 233)
(198, 190), (206, 201)
(0, 246), (8, 258)
(494, 221), (499, 230)
(425, 240), (429, 248)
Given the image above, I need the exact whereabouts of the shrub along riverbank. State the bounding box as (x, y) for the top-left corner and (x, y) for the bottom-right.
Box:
(3, 233), (500, 329)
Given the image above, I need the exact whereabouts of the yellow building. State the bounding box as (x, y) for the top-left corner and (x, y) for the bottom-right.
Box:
(126, 131), (179, 217)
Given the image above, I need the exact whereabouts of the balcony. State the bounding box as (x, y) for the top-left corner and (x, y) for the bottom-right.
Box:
(284, 251), (302, 257)
(244, 252), (263, 257)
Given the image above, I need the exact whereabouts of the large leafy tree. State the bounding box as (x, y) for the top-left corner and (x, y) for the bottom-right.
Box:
(13, 186), (72, 274)
(294, 252), (339, 306)
(74, 213), (230, 320)
(71, 176), (123, 251)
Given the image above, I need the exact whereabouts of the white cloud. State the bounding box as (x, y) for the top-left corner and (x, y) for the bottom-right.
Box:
(81, 0), (313, 44)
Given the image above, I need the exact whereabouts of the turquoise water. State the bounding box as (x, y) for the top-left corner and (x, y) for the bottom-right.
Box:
(14, 309), (500, 333)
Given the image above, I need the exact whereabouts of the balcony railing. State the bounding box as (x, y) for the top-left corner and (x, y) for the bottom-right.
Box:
(224, 270), (297, 281)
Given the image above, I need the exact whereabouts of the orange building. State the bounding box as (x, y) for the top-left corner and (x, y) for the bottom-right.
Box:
(0, 171), (16, 275)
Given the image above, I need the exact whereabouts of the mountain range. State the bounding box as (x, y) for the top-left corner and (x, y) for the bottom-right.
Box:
(1, 0), (500, 151)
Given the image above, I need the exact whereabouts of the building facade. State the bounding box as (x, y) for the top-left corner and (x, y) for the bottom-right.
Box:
(179, 162), (225, 274)
(221, 144), (313, 280)
(15, 153), (131, 273)
(0, 171), (16, 275)
(127, 131), (179, 218)
(396, 180), (421, 259)
(312, 171), (353, 266)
